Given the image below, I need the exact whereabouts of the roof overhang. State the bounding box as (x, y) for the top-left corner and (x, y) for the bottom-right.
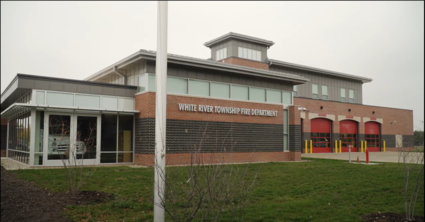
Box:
(1, 103), (139, 120)
(204, 32), (275, 48)
(85, 50), (309, 85)
(269, 59), (372, 83)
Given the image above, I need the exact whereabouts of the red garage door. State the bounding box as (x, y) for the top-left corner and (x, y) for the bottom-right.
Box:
(340, 120), (357, 152)
(311, 118), (331, 153)
(365, 122), (381, 152)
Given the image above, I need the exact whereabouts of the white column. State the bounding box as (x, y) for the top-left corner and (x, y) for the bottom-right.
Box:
(154, 1), (168, 222)
(29, 109), (36, 166)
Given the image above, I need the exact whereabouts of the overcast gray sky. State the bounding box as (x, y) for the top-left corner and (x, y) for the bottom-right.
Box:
(1, 1), (424, 130)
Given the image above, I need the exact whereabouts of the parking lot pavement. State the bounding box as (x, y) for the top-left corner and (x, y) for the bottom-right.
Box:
(301, 152), (423, 164)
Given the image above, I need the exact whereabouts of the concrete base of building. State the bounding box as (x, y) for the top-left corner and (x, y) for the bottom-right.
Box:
(134, 151), (301, 167)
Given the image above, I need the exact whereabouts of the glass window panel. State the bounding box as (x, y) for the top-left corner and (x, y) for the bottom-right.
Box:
(46, 92), (74, 107)
(149, 74), (156, 92)
(189, 80), (210, 96)
(284, 110), (288, 134)
(167, 77), (188, 94)
(118, 153), (133, 163)
(48, 115), (71, 160)
(323, 95), (328, 100)
(312, 84), (318, 94)
(349, 90), (354, 99)
(36, 91), (45, 105)
(322, 85), (328, 95)
(252, 50), (257, 61)
(118, 115), (134, 152)
(238, 47), (242, 57)
(102, 97), (118, 110)
(138, 76), (145, 92)
(267, 89), (282, 103)
(248, 49), (253, 60)
(76, 116), (97, 160)
(216, 50), (220, 60)
(257, 51), (261, 61)
(211, 82), (230, 98)
(283, 135), (288, 151)
(283, 91), (292, 104)
(223, 48), (227, 58)
(75, 95), (100, 108)
(341, 88), (346, 97)
(101, 114), (117, 152)
(249, 87), (266, 102)
(231, 85), (249, 100)
(101, 153), (117, 163)
(35, 111), (44, 153)
(243, 48), (248, 58)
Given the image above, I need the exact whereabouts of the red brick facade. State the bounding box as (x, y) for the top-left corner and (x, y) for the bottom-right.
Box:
(134, 92), (299, 166)
(136, 92), (283, 125)
(295, 98), (413, 135)
(221, 57), (269, 70)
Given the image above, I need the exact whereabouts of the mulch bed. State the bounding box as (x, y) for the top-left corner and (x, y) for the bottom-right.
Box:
(1, 166), (112, 222)
(362, 212), (424, 222)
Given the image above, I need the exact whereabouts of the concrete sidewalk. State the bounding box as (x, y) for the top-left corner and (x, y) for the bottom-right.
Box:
(301, 152), (423, 164)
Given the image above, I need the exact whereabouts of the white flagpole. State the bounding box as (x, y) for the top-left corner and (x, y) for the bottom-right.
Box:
(154, 1), (168, 222)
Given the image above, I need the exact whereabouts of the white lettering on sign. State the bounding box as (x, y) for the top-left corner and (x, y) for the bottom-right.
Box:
(178, 103), (277, 117)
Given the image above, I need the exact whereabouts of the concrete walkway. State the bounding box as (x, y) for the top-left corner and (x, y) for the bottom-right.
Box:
(301, 152), (423, 164)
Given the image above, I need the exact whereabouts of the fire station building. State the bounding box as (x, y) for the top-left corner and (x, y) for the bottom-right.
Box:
(0, 32), (414, 167)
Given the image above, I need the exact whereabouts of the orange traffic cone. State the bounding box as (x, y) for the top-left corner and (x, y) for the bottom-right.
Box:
(357, 156), (359, 163)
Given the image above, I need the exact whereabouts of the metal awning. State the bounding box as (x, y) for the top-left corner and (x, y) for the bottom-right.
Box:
(1, 103), (140, 120)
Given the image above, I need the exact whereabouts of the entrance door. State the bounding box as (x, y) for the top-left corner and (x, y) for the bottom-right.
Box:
(339, 120), (358, 152)
(43, 112), (100, 166)
(365, 122), (381, 152)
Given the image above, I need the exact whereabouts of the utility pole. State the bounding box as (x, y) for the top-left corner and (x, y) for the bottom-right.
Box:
(154, 1), (168, 222)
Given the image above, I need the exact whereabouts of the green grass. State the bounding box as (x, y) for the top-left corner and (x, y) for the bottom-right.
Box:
(12, 158), (424, 222)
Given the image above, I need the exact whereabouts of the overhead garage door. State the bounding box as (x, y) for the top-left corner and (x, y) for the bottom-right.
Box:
(365, 122), (380, 152)
(311, 118), (331, 153)
(340, 120), (358, 152)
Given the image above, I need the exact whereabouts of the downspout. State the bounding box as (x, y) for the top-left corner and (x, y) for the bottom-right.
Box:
(113, 66), (127, 85)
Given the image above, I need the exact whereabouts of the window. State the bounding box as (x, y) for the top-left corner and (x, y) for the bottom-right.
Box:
(283, 91), (292, 104)
(167, 77), (188, 94)
(283, 110), (289, 151)
(267, 89), (282, 103)
(322, 85), (328, 100)
(249, 87), (266, 102)
(211, 82), (230, 98)
(216, 48), (227, 61)
(238, 47), (261, 61)
(293, 85), (298, 97)
(340, 88), (346, 102)
(349, 89), (354, 103)
(231, 85), (249, 100)
(137, 76), (146, 92)
(189, 80), (210, 97)
(312, 84), (318, 99)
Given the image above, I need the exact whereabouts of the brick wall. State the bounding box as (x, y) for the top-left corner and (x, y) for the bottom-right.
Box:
(133, 93), (302, 165)
(295, 97), (414, 150)
(221, 57), (269, 70)
(1, 119), (7, 157)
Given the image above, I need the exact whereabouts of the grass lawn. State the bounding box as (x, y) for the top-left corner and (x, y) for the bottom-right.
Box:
(12, 158), (424, 222)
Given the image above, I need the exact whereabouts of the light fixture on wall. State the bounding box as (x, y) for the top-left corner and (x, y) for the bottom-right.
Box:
(372, 111), (375, 114)
(390, 120), (397, 124)
(348, 109), (351, 112)
(320, 106), (323, 110)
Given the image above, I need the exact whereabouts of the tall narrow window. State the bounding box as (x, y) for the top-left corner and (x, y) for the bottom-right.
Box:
(341, 88), (346, 102)
(322, 85), (328, 100)
(349, 89), (354, 103)
(216, 48), (227, 61)
(283, 110), (289, 151)
(293, 85), (298, 97)
(312, 84), (318, 99)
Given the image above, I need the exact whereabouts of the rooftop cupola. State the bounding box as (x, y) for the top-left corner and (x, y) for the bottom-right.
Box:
(204, 32), (274, 70)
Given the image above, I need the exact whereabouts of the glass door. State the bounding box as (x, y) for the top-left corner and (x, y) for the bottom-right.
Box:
(43, 112), (100, 166)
